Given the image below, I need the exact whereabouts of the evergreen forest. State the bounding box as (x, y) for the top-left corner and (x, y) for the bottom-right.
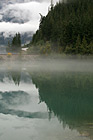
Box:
(7, 33), (21, 53)
(30, 0), (93, 55)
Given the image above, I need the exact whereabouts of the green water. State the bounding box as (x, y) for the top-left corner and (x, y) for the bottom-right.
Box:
(0, 59), (93, 140)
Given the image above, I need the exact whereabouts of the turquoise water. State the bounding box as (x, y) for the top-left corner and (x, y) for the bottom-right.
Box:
(0, 59), (93, 140)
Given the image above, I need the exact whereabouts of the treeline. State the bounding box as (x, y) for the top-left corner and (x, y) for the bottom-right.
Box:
(7, 33), (21, 53)
(31, 0), (93, 54)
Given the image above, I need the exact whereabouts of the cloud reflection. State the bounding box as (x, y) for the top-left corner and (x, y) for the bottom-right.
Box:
(0, 91), (48, 119)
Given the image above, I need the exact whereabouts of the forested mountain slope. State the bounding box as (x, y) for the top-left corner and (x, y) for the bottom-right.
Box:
(31, 0), (93, 54)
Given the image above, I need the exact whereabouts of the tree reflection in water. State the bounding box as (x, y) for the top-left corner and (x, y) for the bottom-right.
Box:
(31, 71), (93, 139)
(0, 69), (93, 139)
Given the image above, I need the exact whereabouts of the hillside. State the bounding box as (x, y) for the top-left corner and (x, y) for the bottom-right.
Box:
(31, 0), (93, 54)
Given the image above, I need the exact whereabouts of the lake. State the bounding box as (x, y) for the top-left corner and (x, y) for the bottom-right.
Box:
(0, 58), (93, 140)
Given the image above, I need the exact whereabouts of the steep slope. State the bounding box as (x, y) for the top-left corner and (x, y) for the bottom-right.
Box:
(32, 0), (93, 54)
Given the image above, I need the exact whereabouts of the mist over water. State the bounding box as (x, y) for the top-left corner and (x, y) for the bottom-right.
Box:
(0, 56), (93, 72)
(0, 57), (93, 140)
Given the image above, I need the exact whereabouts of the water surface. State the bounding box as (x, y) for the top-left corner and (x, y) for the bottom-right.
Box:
(0, 59), (93, 140)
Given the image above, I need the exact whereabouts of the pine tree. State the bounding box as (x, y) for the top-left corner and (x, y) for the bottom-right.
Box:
(75, 35), (81, 54)
(31, 0), (92, 54)
(80, 36), (87, 54)
(11, 33), (21, 52)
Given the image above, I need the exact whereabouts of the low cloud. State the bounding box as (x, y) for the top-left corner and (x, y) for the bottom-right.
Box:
(0, 22), (37, 37)
(0, 1), (50, 23)
(0, 0), (60, 37)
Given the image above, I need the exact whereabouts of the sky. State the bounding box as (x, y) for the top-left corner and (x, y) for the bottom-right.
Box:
(0, 0), (60, 37)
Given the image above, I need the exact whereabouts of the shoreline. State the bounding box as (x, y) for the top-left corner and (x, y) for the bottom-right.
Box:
(0, 54), (93, 62)
(0, 54), (40, 61)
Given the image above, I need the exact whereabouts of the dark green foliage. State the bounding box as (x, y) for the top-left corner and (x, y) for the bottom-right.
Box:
(7, 33), (21, 53)
(75, 35), (81, 54)
(31, 71), (93, 125)
(40, 41), (51, 54)
(12, 33), (21, 52)
(32, 0), (93, 54)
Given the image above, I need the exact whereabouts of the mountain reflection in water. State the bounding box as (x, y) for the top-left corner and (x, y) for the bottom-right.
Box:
(32, 71), (93, 139)
(0, 65), (93, 140)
